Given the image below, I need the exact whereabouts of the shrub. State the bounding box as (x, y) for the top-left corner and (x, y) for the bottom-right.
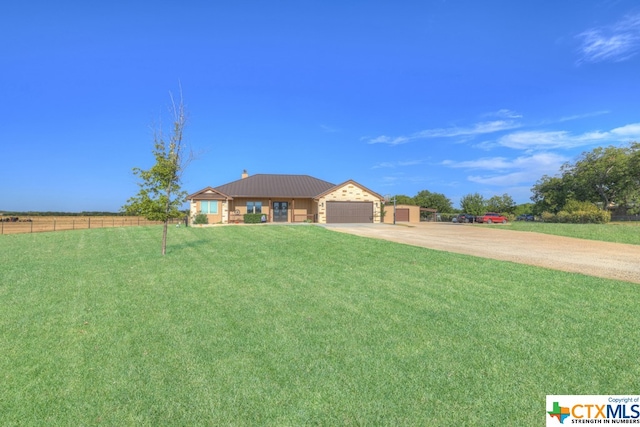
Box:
(563, 200), (595, 214)
(193, 213), (208, 225)
(540, 212), (556, 223)
(244, 213), (265, 224)
(539, 204), (610, 224)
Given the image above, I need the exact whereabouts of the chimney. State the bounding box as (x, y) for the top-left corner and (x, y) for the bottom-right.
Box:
(241, 169), (248, 179)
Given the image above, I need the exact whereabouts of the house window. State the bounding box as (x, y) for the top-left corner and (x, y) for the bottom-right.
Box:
(247, 201), (262, 213)
(201, 201), (218, 214)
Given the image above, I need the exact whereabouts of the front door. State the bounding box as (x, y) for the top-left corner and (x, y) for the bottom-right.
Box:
(273, 201), (289, 222)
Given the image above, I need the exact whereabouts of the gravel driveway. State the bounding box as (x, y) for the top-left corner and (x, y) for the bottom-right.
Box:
(322, 222), (640, 284)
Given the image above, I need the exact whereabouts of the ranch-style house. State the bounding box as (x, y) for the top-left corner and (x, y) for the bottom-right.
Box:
(188, 171), (384, 224)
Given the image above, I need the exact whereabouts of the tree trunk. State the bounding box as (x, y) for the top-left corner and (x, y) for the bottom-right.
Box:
(162, 185), (172, 255)
(162, 219), (168, 255)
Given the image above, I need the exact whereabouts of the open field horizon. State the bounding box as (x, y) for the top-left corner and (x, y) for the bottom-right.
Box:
(0, 215), (184, 235)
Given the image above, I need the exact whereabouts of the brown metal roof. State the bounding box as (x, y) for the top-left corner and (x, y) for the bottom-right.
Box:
(214, 174), (336, 198)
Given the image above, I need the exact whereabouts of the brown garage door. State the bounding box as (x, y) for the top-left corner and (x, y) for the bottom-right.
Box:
(326, 201), (373, 223)
(395, 208), (409, 222)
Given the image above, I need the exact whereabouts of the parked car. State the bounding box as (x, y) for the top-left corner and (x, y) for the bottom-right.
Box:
(459, 213), (476, 223)
(476, 212), (508, 224)
(516, 214), (535, 221)
(452, 213), (476, 223)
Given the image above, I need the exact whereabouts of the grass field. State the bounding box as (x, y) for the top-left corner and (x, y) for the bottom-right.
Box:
(1, 225), (639, 425)
(496, 221), (640, 245)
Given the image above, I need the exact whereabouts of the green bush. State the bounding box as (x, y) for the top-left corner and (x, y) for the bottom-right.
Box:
(563, 200), (595, 214)
(540, 212), (556, 223)
(193, 213), (208, 225)
(244, 213), (266, 224)
(540, 202), (611, 224)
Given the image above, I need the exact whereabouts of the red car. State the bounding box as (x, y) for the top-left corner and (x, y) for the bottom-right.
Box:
(476, 212), (508, 224)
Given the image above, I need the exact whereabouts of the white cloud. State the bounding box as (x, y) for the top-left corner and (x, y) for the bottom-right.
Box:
(371, 162), (395, 169)
(366, 135), (391, 144)
(379, 176), (401, 184)
(442, 157), (515, 170)
(439, 121), (640, 190)
(496, 122), (640, 150)
(372, 160), (426, 169)
(320, 124), (340, 133)
(576, 13), (640, 63)
(611, 123), (640, 137)
(414, 120), (520, 138)
(372, 162), (396, 169)
(365, 120), (520, 145)
(497, 131), (574, 150)
(467, 171), (535, 186)
(557, 110), (610, 123)
(365, 135), (410, 146)
(484, 109), (523, 119)
(443, 153), (568, 186)
(444, 152), (567, 171)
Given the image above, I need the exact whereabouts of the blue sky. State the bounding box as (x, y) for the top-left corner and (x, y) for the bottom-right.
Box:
(2, 0), (640, 212)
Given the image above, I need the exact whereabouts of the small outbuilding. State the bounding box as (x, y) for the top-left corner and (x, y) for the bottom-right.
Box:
(382, 204), (422, 224)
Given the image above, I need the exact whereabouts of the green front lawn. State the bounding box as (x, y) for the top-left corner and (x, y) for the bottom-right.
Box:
(1, 225), (638, 425)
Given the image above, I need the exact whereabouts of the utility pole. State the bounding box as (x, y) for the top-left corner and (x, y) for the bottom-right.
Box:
(393, 195), (397, 225)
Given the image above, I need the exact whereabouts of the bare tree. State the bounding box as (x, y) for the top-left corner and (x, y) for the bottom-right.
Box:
(123, 88), (194, 255)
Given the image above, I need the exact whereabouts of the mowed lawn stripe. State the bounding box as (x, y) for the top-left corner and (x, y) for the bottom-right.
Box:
(0, 225), (638, 425)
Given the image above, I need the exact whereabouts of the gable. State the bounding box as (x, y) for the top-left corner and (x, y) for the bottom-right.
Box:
(187, 187), (230, 200)
(315, 180), (383, 201)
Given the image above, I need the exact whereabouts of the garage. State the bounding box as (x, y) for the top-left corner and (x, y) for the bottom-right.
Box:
(326, 201), (373, 223)
(395, 208), (410, 222)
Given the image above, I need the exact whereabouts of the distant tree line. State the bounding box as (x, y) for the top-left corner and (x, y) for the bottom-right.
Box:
(0, 211), (126, 217)
(388, 190), (454, 220)
(388, 190), (525, 217)
(387, 142), (639, 223)
(389, 190), (455, 214)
